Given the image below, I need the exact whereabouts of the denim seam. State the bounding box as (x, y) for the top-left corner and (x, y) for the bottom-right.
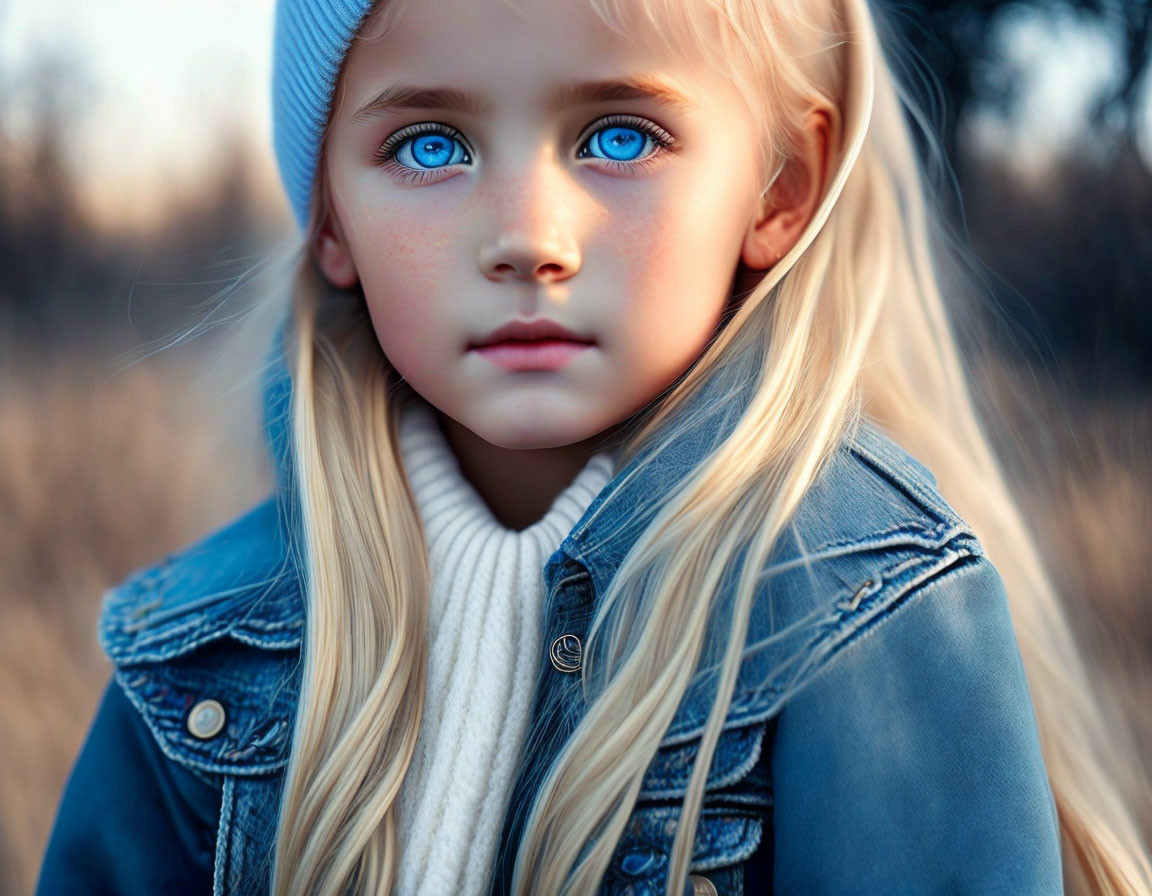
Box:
(820, 543), (983, 667)
(848, 430), (958, 522)
(229, 628), (304, 649)
(105, 625), (303, 666)
(123, 582), (264, 630)
(753, 520), (973, 585)
(121, 590), (302, 643)
(803, 518), (969, 559)
(213, 775), (234, 896)
(622, 805), (765, 874)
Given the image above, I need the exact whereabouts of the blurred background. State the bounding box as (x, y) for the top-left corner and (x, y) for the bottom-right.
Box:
(2, 0), (1150, 891)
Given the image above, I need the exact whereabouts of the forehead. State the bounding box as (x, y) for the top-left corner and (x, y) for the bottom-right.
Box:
(339, 0), (721, 107)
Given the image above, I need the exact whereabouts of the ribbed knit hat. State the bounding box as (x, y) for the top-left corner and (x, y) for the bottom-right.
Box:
(272, 0), (377, 230)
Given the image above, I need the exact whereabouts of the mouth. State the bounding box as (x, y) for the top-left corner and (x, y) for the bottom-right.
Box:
(470, 338), (594, 372)
(470, 317), (594, 348)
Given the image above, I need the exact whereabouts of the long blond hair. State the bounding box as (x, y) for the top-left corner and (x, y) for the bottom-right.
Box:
(267, 0), (1152, 893)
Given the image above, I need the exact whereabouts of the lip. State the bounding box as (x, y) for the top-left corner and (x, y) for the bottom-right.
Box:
(471, 318), (593, 348)
(472, 339), (593, 371)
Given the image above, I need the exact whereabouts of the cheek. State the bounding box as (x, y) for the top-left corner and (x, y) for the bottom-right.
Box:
(356, 212), (449, 298)
(616, 190), (742, 360)
(353, 213), (458, 363)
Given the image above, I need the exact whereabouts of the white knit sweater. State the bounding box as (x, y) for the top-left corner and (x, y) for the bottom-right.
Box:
(392, 399), (616, 895)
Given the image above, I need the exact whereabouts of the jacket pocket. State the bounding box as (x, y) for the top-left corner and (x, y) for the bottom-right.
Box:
(603, 719), (773, 895)
(115, 640), (300, 777)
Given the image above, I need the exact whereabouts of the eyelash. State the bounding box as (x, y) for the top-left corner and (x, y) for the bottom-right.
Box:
(373, 113), (677, 183)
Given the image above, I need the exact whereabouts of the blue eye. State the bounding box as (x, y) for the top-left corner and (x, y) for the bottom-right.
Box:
(578, 115), (674, 164)
(397, 130), (471, 169)
(374, 114), (675, 183)
(375, 123), (472, 181)
(584, 126), (645, 161)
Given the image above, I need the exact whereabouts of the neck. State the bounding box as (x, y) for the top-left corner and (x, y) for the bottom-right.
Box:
(436, 412), (622, 531)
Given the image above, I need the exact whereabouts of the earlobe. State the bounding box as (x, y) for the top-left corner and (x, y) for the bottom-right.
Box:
(739, 107), (834, 272)
(313, 215), (360, 289)
(740, 221), (783, 271)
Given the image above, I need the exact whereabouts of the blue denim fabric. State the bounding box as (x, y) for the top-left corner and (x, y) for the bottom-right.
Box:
(36, 323), (1063, 895)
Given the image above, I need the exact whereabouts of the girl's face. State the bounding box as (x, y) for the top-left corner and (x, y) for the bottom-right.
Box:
(319, 0), (772, 451)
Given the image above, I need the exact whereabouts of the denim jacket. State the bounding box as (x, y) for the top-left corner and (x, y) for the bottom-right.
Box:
(37, 329), (1064, 896)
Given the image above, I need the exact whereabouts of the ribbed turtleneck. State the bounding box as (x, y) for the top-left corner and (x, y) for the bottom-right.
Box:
(392, 398), (616, 896)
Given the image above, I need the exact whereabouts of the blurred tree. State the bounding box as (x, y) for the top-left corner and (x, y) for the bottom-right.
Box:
(964, 143), (1152, 386)
(886, 0), (1151, 160)
(0, 50), (134, 346)
(0, 51), (281, 358)
(877, 0), (1152, 385)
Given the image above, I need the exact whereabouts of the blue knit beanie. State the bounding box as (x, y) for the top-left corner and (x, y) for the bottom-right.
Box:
(272, 0), (377, 231)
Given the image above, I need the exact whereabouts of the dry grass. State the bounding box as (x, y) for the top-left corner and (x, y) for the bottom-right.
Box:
(0, 348), (272, 894)
(975, 355), (1152, 842)
(1, 349), (1149, 892)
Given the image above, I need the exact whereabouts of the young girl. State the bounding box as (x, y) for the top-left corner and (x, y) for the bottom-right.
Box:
(34, 0), (1152, 893)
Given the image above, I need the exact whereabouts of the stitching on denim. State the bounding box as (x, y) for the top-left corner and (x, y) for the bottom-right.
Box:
(690, 818), (764, 873)
(213, 775), (234, 896)
(115, 598), (305, 656)
(622, 806), (764, 874)
(832, 530), (981, 617)
(137, 580), (282, 628)
(119, 578), (299, 643)
(804, 518), (949, 556)
(229, 628), (304, 650)
(552, 569), (591, 591)
(752, 520), (974, 588)
(108, 623), (302, 666)
(666, 546), (941, 743)
(106, 627), (229, 664)
(822, 546), (982, 663)
(848, 427), (958, 520)
(661, 540), (984, 743)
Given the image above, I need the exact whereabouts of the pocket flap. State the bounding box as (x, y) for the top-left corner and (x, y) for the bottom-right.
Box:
(115, 637), (300, 777)
(640, 720), (767, 801)
(606, 803), (766, 893)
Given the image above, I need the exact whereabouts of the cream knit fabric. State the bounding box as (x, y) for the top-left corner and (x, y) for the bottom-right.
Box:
(392, 399), (616, 895)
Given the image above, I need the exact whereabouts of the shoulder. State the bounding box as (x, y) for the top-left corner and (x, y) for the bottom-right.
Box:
(671, 418), (999, 740)
(100, 495), (304, 661)
(792, 416), (964, 553)
(767, 542), (1062, 891)
(97, 495), (305, 776)
(765, 416), (984, 625)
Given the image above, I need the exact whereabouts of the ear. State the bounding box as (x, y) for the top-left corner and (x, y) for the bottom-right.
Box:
(313, 209), (360, 289)
(740, 106), (835, 271)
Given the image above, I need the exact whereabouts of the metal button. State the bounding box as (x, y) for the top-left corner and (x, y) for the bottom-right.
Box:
(187, 699), (226, 739)
(549, 634), (582, 673)
(688, 875), (718, 896)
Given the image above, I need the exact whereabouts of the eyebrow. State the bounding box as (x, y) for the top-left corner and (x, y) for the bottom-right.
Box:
(350, 75), (694, 124)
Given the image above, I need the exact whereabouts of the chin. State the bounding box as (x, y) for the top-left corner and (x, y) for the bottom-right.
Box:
(484, 427), (585, 452)
(473, 414), (599, 452)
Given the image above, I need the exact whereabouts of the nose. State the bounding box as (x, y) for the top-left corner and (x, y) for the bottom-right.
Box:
(479, 237), (580, 283)
(477, 157), (582, 284)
